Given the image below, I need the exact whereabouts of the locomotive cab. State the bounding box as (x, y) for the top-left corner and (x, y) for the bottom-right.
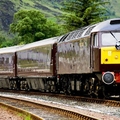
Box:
(100, 31), (120, 96)
(90, 19), (120, 97)
(100, 31), (120, 84)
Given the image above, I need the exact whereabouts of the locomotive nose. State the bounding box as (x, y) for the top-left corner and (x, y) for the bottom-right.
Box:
(102, 72), (115, 85)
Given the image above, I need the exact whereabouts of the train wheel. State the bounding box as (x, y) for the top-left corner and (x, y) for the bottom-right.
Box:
(9, 81), (13, 89)
(45, 81), (51, 92)
(50, 81), (56, 93)
(20, 81), (29, 90)
(61, 76), (71, 95)
(94, 83), (100, 98)
(10, 80), (17, 90)
(102, 85), (110, 99)
(94, 84), (109, 99)
(83, 79), (90, 95)
(88, 77), (100, 98)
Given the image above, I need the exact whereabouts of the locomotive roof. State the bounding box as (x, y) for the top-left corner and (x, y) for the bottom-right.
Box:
(17, 36), (59, 51)
(0, 45), (23, 54)
(91, 18), (120, 32)
(58, 18), (120, 42)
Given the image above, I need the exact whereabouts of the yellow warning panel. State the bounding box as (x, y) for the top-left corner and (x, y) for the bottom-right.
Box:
(101, 47), (120, 64)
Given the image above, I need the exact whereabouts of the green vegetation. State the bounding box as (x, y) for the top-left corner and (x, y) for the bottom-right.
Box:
(0, 0), (120, 47)
(10, 0), (63, 22)
(60, 0), (111, 31)
(18, 113), (32, 120)
(109, 0), (120, 17)
(10, 9), (61, 44)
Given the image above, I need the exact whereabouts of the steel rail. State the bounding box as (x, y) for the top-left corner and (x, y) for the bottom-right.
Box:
(0, 101), (43, 120)
(0, 95), (97, 120)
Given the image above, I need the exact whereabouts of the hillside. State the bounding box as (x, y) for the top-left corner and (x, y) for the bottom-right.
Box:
(0, 0), (63, 32)
(109, 0), (120, 17)
(0, 0), (120, 33)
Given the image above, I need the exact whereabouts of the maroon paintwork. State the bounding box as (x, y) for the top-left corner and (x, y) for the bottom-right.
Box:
(0, 46), (21, 77)
(57, 37), (92, 74)
(17, 38), (57, 78)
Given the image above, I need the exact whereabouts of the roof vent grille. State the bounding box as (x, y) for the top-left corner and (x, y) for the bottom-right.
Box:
(110, 20), (120, 24)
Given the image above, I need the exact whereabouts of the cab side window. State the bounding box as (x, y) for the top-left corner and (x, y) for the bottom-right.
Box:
(93, 33), (98, 47)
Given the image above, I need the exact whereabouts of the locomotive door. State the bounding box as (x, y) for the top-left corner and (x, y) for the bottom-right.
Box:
(91, 33), (100, 72)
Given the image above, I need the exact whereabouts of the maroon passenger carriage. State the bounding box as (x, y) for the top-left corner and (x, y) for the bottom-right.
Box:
(0, 37), (59, 92)
(16, 37), (58, 91)
(0, 45), (22, 89)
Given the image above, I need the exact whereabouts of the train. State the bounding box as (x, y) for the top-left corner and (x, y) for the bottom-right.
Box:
(0, 18), (120, 98)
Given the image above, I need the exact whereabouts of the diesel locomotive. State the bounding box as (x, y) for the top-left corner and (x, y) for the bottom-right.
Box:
(0, 18), (120, 98)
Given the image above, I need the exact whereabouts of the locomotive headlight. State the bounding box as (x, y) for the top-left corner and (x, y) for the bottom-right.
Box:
(102, 72), (114, 85)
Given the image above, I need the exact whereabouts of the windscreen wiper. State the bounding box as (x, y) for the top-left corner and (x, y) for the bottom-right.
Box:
(110, 31), (120, 50)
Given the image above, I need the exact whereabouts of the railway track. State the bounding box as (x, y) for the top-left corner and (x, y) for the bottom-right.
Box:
(0, 90), (120, 119)
(0, 94), (98, 120)
(56, 94), (120, 107)
(3, 89), (120, 107)
(0, 101), (42, 120)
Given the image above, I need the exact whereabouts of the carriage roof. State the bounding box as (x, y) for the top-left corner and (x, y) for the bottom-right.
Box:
(0, 45), (23, 54)
(16, 37), (59, 52)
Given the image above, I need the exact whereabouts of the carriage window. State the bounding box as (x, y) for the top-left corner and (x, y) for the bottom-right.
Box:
(102, 32), (120, 46)
(93, 34), (98, 47)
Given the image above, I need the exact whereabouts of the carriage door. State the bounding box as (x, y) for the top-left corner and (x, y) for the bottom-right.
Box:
(91, 33), (100, 72)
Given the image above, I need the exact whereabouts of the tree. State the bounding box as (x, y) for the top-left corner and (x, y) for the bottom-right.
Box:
(60, 0), (110, 31)
(0, 32), (14, 47)
(10, 9), (60, 44)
